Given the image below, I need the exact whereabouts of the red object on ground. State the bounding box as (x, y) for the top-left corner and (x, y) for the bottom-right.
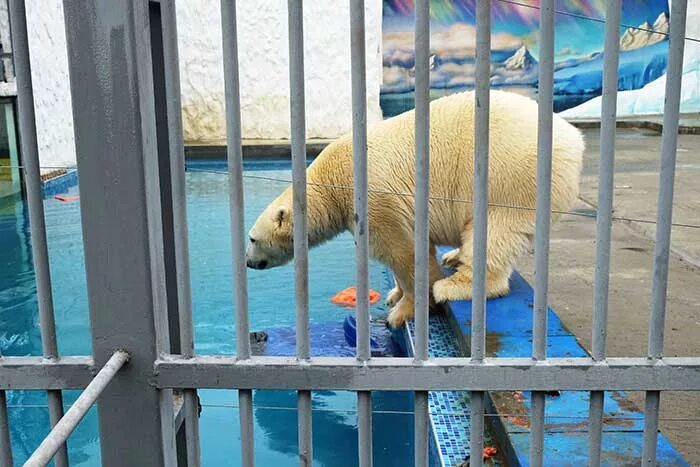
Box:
(54, 195), (80, 202)
(483, 447), (497, 459)
(330, 287), (381, 308)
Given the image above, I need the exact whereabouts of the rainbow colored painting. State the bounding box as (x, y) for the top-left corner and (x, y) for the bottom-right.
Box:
(381, 0), (670, 116)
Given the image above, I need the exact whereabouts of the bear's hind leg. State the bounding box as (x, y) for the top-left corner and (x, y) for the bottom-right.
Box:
(432, 264), (511, 302)
(433, 209), (531, 303)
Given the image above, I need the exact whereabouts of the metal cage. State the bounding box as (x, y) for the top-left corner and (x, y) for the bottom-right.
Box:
(0, 1), (696, 466)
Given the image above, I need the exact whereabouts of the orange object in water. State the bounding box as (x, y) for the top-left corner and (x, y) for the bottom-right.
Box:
(483, 447), (498, 459)
(331, 287), (380, 308)
(55, 195), (80, 202)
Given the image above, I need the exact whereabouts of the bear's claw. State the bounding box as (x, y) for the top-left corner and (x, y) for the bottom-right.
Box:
(386, 297), (414, 328)
(441, 248), (462, 268)
(386, 286), (403, 307)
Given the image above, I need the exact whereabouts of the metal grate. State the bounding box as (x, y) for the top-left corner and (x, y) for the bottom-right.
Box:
(0, 0), (695, 466)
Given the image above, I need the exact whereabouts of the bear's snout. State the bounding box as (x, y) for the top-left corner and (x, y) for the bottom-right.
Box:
(246, 259), (268, 270)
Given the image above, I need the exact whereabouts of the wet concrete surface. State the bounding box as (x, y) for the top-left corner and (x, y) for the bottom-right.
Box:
(518, 128), (700, 465)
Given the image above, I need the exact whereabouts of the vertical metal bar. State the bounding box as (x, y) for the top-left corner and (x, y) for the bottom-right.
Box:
(471, 0), (490, 365)
(357, 391), (373, 467)
(158, 3), (202, 465)
(0, 390), (12, 467)
(532, 0), (554, 364)
(588, 2), (620, 465)
(349, 1), (372, 465)
(642, 391), (660, 465)
(647, 0), (687, 360)
(238, 389), (255, 467)
(530, 390), (545, 464)
(413, 0), (429, 365)
(221, 1), (255, 465)
(530, 0), (554, 465)
(5, 104), (21, 193)
(62, 1), (176, 465)
(470, 1), (490, 465)
(470, 391), (485, 467)
(350, 0), (370, 370)
(7, 1), (68, 465)
(161, 0), (194, 363)
(221, 0), (250, 363)
(414, 2), (430, 467)
(287, 0), (309, 363)
(414, 391), (429, 467)
(588, 391), (604, 465)
(297, 390), (313, 467)
(643, 1), (687, 464)
(591, 0), (620, 364)
(288, 2), (312, 465)
(150, 0), (181, 357)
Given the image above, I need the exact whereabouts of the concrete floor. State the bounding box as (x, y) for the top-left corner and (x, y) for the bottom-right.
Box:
(518, 128), (700, 465)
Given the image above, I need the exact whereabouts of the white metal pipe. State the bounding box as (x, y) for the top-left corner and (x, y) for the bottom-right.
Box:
(24, 351), (130, 467)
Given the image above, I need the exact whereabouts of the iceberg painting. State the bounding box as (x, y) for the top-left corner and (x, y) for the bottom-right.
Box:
(381, 0), (670, 117)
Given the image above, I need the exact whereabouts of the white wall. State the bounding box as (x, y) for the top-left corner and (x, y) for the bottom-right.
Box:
(176, 0), (384, 143)
(20, 0), (383, 171)
(25, 0), (76, 172)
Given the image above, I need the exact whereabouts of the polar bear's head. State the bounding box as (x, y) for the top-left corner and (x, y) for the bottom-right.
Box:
(246, 191), (293, 270)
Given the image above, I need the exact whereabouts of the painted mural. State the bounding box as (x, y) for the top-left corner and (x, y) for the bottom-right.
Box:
(381, 0), (670, 117)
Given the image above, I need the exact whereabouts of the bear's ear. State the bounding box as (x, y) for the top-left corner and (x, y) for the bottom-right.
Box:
(274, 206), (289, 227)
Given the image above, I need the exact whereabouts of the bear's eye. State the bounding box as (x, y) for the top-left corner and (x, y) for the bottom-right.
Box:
(249, 237), (256, 244)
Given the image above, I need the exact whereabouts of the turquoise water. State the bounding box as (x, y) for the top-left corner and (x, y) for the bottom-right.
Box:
(0, 160), (414, 466)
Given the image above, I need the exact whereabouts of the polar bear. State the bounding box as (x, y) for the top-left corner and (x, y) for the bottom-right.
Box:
(245, 90), (584, 328)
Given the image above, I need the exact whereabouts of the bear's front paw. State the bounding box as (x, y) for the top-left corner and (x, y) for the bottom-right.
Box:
(441, 248), (462, 268)
(386, 297), (414, 328)
(433, 276), (472, 303)
(386, 286), (403, 307)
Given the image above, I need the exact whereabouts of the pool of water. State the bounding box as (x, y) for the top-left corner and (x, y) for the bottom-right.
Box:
(0, 160), (415, 466)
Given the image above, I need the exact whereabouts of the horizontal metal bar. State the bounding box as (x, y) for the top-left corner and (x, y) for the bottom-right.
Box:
(0, 356), (94, 390)
(24, 351), (129, 467)
(154, 356), (700, 391)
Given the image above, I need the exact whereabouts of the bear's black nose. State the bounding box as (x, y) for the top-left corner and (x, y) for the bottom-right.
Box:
(246, 259), (267, 270)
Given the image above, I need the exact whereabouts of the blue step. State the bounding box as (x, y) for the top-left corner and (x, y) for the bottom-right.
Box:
(436, 245), (689, 466)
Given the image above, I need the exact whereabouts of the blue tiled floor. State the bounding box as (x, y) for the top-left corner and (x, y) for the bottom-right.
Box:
(408, 316), (503, 467)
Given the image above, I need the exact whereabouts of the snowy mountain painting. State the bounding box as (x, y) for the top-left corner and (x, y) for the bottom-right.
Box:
(381, 0), (670, 117)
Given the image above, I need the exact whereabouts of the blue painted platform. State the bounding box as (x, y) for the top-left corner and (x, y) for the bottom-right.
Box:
(436, 246), (689, 466)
